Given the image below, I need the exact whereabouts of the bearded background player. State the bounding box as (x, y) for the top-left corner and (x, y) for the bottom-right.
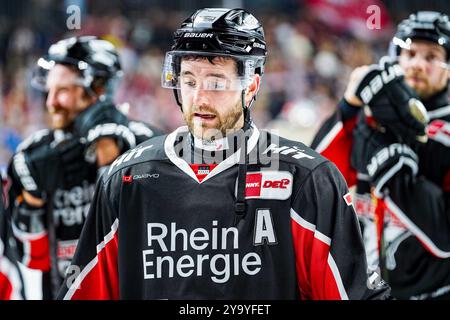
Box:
(6, 36), (162, 299)
(311, 11), (450, 299)
(57, 8), (390, 300)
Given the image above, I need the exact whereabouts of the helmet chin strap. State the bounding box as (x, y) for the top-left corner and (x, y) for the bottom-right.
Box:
(173, 89), (183, 109)
(242, 89), (257, 130)
(234, 89), (256, 226)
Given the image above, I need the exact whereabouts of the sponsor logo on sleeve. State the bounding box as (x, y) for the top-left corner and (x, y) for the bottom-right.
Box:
(108, 144), (153, 175)
(343, 192), (353, 206)
(262, 143), (315, 160)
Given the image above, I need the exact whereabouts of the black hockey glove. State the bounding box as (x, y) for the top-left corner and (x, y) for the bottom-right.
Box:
(10, 136), (95, 197)
(353, 56), (428, 145)
(351, 120), (418, 195)
(72, 99), (136, 162)
(366, 141), (418, 194)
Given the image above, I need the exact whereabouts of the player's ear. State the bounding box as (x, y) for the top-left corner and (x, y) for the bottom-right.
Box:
(244, 74), (260, 107)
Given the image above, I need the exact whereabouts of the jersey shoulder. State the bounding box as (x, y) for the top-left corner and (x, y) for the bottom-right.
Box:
(103, 134), (168, 182)
(128, 120), (165, 144)
(257, 132), (348, 193)
(15, 129), (53, 153)
(260, 131), (330, 171)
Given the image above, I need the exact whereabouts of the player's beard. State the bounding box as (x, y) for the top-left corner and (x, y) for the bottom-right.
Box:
(48, 107), (71, 129)
(404, 70), (438, 99)
(185, 101), (243, 141)
(48, 104), (82, 129)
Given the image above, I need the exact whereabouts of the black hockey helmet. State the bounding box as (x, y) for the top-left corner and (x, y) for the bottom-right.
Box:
(162, 8), (267, 91)
(173, 8), (266, 72)
(390, 11), (450, 59)
(33, 36), (122, 95)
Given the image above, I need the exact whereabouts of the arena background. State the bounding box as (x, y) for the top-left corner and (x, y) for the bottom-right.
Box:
(0, 0), (448, 299)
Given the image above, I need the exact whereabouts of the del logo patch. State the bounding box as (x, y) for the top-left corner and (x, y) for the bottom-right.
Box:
(241, 171), (293, 200)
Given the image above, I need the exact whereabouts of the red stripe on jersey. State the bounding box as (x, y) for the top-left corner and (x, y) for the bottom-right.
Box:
(320, 118), (357, 188)
(374, 197), (386, 256)
(0, 271), (13, 300)
(69, 231), (119, 300)
(383, 197), (450, 259)
(26, 234), (50, 271)
(290, 216), (313, 299)
(290, 216), (344, 300)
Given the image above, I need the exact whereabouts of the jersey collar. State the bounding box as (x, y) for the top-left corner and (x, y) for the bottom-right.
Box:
(164, 124), (260, 184)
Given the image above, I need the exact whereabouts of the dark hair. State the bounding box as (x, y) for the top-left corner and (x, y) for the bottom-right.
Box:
(179, 54), (240, 75)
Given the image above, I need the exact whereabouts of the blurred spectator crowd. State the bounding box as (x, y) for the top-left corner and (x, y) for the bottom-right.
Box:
(0, 0), (447, 169)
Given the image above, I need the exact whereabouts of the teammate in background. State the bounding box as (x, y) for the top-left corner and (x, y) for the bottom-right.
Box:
(311, 11), (450, 299)
(1, 176), (25, 300)
(7, 36), (163, 299)
(58, 8), (390, 300)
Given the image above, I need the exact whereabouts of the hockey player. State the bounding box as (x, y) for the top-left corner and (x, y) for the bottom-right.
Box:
(7, 36), (162, 299)
(57, 8), (390, 300)
(311, 11), (450, 299)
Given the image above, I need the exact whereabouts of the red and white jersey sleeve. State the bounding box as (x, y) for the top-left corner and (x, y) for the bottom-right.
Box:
(290, 161), (386, 300)
(58, 181), (119, 300)
(311, 108), (358, 188)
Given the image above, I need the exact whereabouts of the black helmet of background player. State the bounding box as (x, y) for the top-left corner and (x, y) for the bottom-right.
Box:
(33, 36), (122, 98)
(390, 11), (450, 60)
(162, 8), (267, 120)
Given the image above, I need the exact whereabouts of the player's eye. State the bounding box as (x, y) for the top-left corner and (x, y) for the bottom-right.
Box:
(183, 78), (196, 88)
(407, 50), (416, 59)
(425, 54), (437, 62)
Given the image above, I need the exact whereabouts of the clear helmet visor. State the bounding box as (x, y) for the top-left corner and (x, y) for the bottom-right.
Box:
(161, 51), (264, 91)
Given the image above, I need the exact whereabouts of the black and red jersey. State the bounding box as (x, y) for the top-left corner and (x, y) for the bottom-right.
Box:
(8, 129), (96, 276)
(58, 125), (390, 300)
(312, 89), (450, 299)
(7, 119), (162, 299)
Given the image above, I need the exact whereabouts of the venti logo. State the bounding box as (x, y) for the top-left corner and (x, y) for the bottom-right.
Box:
(123, 173), (160, 183)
